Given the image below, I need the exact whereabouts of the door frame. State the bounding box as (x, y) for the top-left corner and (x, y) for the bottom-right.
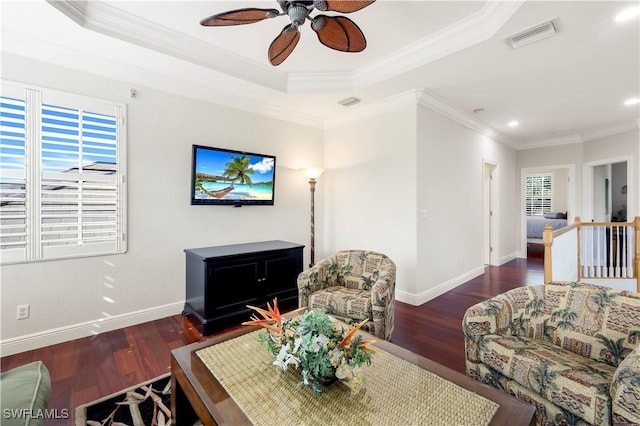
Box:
(483, 160), (497, 265)
(520, 164), (576, 257)
(583, 155), (633, 222)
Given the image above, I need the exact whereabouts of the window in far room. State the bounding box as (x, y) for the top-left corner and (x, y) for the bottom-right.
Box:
(525, 173), (553, 216)
(0, 81), (127, 264)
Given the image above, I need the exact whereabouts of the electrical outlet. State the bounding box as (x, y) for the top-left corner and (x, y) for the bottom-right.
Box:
(17, 304), (30, 320)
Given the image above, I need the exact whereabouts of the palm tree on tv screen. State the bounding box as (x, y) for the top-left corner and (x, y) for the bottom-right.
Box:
(223, 156), (254, 187)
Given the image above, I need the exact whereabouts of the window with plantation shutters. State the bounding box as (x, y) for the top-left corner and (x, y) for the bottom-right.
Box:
(0, 82), (127, 264)
(525, 174), (553, 216)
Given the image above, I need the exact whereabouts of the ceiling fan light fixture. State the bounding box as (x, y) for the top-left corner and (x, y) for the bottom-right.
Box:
(314, 1), (328, 12)
(311, 16), (326, 31)
(288, 5), (310, 26)
(201, 0), (375, 65)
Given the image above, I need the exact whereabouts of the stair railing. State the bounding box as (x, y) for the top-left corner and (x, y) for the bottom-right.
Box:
(543, 216), (640, 292)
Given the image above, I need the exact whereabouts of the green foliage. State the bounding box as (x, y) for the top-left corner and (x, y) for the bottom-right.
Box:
(256, 310), (374, 395)
(223, 155), (254, 186)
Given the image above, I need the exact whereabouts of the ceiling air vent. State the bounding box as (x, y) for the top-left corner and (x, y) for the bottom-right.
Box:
(338, 97), (361, 107)
(506, 19), (557, 49)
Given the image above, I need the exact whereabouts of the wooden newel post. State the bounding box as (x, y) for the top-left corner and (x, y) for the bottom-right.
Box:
(574, 216), (582, 282)
(543, 224), (553, 284)
(634, 216), (640, 292)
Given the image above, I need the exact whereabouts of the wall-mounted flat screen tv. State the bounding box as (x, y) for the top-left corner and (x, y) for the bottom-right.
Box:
(191, 144), (276, 206)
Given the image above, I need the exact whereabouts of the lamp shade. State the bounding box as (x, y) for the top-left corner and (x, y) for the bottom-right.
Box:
(303, 168), (324, 179)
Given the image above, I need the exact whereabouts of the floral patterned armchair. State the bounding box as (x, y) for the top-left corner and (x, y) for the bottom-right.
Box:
(463, 281), (640, 426)
(297, 250), (396, 340)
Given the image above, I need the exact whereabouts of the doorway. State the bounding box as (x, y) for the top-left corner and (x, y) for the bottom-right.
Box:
(484, 162), (496, 265)
(520, 164), (575, 258)
(584, 157), (632, 222)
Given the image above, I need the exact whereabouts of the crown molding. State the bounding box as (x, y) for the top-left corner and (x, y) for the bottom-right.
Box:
(324, 88), (519, 150)
(516, 120), (640, 150)
(323, 90), (421, 128)
(287, 72), (354, 93)
(2, 32), (324, 129)
(46, 0), (289, 93)
(516, 135), (584, 151)
(350, 1), (525, 91)
(45, 0), (524, 94)
(581, 120), (640, 142)
(416, 90), (517, 148)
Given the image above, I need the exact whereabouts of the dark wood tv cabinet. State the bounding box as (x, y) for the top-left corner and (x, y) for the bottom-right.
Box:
(183, 240), (304, 335)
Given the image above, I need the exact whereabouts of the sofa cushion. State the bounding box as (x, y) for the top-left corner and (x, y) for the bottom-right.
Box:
(308, 286), (371, 321)
(610, 344), (640, 425)
(0, 361), (51, 426)
(542, 283), (640, 366)
(479, 334), (616, 425)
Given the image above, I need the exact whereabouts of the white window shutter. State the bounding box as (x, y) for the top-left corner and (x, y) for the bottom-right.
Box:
(0, 95), (27, 262)
(1, 82), (126, 264)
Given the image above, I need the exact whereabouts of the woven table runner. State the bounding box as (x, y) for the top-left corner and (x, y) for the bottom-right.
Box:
(196, 330), (499, 426)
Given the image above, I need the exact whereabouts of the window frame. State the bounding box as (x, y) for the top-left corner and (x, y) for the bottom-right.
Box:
(525, 173), (554, 216)
(1, 80), (127, 264)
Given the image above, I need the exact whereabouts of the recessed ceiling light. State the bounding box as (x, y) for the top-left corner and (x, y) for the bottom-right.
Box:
(615, 7), (640, 22)
(624, 97), (640, 106)
(508, 120), (519, 127)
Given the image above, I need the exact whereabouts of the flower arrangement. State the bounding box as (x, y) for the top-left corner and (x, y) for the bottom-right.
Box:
(242, 299), (376, 395)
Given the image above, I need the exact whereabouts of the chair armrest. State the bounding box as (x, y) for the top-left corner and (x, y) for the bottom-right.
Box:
(463, 286), (544, 374)
(611, 344), (640, 425)
(370, 265), (396, 340)
(297, 256), (337, 308)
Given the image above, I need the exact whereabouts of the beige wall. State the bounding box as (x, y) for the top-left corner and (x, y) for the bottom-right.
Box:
(1, 54), (324, 354)
(323, 105), (418, 298)
(415, 105), (519, 304)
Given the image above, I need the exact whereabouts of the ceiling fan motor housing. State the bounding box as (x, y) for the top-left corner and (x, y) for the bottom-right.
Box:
(288, 5), (310, 26)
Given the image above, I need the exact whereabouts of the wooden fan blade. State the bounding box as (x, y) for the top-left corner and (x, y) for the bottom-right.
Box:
(312, 16), (366, 52)
(268, 25), (300, 66)
(316, 0), (375, 13)
(200, 8), (279, 26)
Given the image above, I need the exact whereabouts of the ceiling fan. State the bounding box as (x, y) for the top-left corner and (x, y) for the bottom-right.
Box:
(200, 1), (375, 66)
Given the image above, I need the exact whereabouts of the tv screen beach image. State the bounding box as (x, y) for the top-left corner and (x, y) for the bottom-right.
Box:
(192, 146), (275, 202)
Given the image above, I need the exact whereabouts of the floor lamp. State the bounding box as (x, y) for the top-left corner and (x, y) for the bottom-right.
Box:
(304, 168), (323, 267)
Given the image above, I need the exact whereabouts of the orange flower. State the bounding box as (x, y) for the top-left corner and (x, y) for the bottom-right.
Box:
(360, 339), (377, 353)
(338, 318), (368, 347)
(338, 319), (377, 353)
(241, 298), (283, 333)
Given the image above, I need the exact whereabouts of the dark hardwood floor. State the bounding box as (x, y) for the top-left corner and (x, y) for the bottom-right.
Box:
(1, 256), (543, 424)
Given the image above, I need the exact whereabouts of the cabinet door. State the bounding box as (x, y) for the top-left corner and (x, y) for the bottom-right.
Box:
(207, 260), (259, 315)
(263, 250), (302, 302)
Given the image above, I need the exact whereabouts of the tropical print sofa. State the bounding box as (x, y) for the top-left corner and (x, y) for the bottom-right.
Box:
(297, 250), (396, 340)
(463, 281), (640, 425)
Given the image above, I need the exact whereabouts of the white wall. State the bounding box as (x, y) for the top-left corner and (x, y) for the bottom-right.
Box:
(518, 143), (583, 218)
(322, 102), (520, 305)
(323, 105), (418, 299)
(517, 129), (638, 223)
(1, 54), (323, 354)
(415, 105), (519, 304)
(583, 129), (639, 220)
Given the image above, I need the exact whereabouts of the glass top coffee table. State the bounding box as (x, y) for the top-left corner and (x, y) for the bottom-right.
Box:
(171, 325), (535, 426)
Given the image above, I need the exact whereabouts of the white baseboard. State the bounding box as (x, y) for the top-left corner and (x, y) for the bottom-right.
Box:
(395, 266), (485, 306)
(497, 251), (519, 265)
(0, 302), (184, 357)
